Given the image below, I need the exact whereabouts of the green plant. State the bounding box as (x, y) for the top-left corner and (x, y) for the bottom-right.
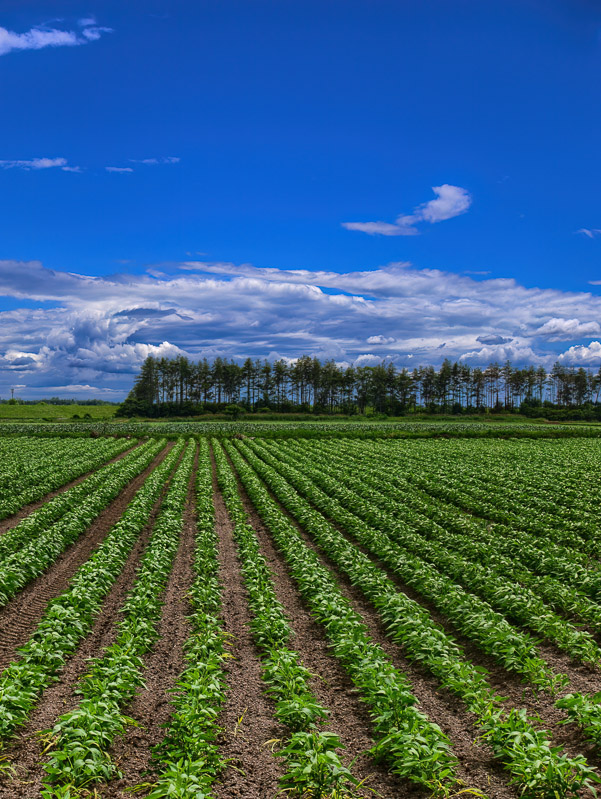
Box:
(276, 731), (357, 797)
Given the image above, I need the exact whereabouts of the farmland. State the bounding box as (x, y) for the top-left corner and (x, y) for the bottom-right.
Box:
(0, 433), (600, 798)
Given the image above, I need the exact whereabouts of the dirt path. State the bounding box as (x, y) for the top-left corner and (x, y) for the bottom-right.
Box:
(104, 445), (199, 797)
(0, 439), (142, 537)
(210, 454), (287, 799)
(0, 444), (180, 799)
(0, 442), (171, 673)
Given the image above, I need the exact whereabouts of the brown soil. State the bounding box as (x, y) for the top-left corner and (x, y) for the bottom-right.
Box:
(0, 442), (172, 673)
(0, 440), (142, 537)
(321, 507), (601, 772)
(210, 452), (287, 799)
(227, 457), (426, 799)
(0, 444), (181, 799)
(103, 444), (199, 797)
(0, 437), (598, 799)
(230, 444), (519, 798)
(249, 445), (601, 770)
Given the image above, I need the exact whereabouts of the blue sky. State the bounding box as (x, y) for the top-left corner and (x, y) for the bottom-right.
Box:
(2, 0), (601, 397)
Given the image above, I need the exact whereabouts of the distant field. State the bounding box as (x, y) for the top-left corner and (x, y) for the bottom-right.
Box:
(0, 417), (598, 439)
(0, 404), (116, 420)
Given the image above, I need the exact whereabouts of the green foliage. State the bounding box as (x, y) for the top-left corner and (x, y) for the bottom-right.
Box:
(276, 731), (357, 797)
(149, 439), (228, 797)
(228, 438), (600, 797)
(43, 441), (195, 789)
(0, 438), (164, 609)
(556, 693), (601, 749)
(0, 435), (130, 520)
(0, 403), (115, 419)
(213, 442), (354, 790)
(222, 440), (461, 795)
(0, 439), (176, 744)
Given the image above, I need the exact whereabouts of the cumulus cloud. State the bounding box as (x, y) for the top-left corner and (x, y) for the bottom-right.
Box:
(342, 184), (472, 236)
(0, 257), (600, 396)
(459, 344), (544, 365)
(367, 335), (396, 344)
(557, 341), (601, 364)
(354, 353), (384, 366)
(536, 317), (601, 340)
(0, 20), (111, 56)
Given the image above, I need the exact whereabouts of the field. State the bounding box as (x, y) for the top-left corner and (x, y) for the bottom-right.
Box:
(0, 404), (116, 421)
(0, 418), (599, 440)
(0, 432), (600, 798)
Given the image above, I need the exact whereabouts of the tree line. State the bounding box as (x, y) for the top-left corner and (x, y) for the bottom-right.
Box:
(117, 354), (601, 418)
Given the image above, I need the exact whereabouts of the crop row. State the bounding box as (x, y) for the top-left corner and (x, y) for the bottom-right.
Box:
(232, 440), (599, 798)
(0, 436), (131, 519)
(317, 438), (601, 601)
(0, 437), (166, 606)
(260, 439), (601, 671)
(223, 440), (463, 795)
(43, 439), (195, 791)
(0, 437), (108, 495)
(213, 440), (361, 797)
(0, 437), (153, 562)
(374, 440), (600, 555)
(301, 438), (601, 630)
(224, 444), (466, 792)
(391, 438), (601, 529)
(0, 439), (184, 745)
(1, 419), (600, 439)
(148, 438), (229, 799)
(292, 438), (601, 759)
(253, 440), (563, 684)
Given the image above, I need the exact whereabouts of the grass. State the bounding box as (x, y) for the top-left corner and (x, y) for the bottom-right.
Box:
(0, 404), (117, 421)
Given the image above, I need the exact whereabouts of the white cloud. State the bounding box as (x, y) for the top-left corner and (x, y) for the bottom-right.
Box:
(577, 228), (601, 239)
(343, 221), (413, 236)
(81, 26), (111, 42)
(459, 344), (544, 365)
(0, 158), (68, 170)
(367, 335), (395, 344)
(105, 167), (134, 173)
(0, 257), (600, 396)
(536, 317), (601, 340)
(354, 354), (384, 366)
(0, 21), (111, 57)
(557, 341), (601, 365)
(342, 184), (472, 236)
